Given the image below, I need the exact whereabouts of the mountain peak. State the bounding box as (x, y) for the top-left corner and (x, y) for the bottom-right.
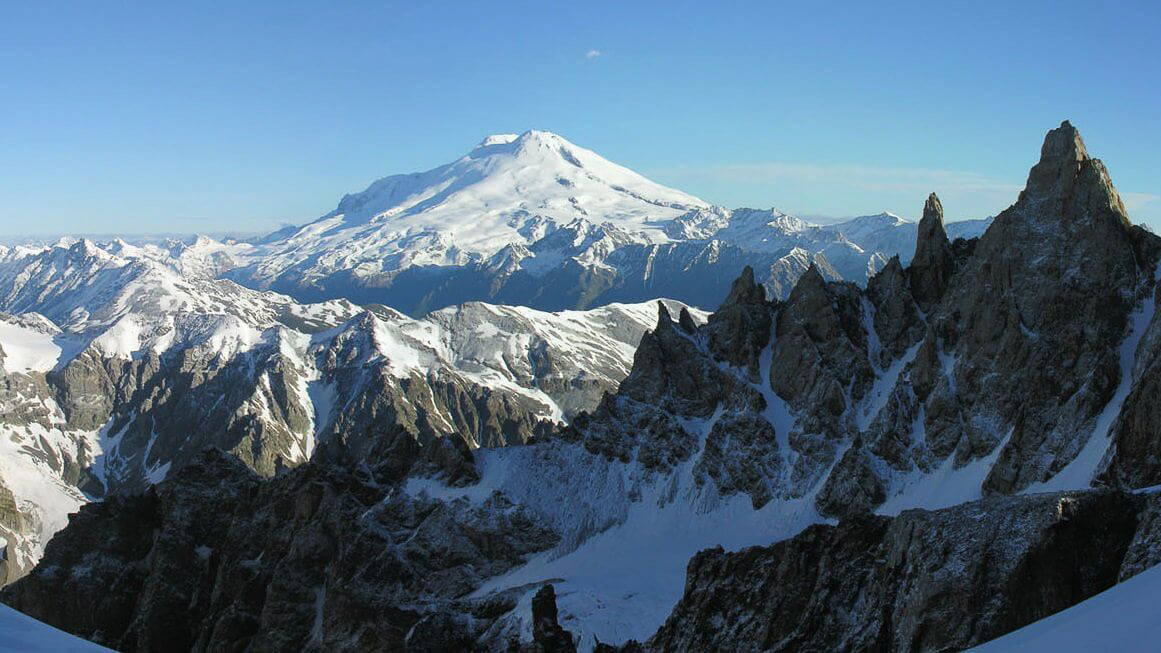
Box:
(472, 130), (570, 152)
(720, 265), (766, 309)
(1022, 120), (1093, 202)
(264, 129), (708, 278)
(791, 262), (829, 298)
(475, 133), (520, 149)
(517, 128), (565, 143)
(921, 193), (944, 227)
(470, 130), (573, 154)
(1014, 120), (1130, 228)
(1039, 120), (1087, 164)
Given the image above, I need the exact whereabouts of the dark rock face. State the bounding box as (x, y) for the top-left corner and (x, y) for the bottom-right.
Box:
(866, 256), (923, 363)
(693, 413), (782, 509)
(1120, 493), (1161, 581)
(945, 121), (1158, 494)
(575, 302), (767, 475)
(0, 477), (28, 584)
(1, 448), (557, 651)
(649, 491), (1142, 652)
(814, 445), (886, 519)
(1098, 280), (1161, 489)
(610, 303), (764, 420)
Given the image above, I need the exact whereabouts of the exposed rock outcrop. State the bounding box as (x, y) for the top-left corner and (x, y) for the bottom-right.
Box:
(866, 255), (924, 363)
(1119, 493), (1161, 582)
(649, 491), (1141, 652)
(1, 448), (558, 651)
(772, 265), (873, 437)
(944, 120), (1159, 493)
(527, 585), (577, 653)
(1098, 279), (1161, 489)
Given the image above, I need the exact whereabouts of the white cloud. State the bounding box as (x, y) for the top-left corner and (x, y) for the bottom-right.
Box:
(1122, 192), (1160, 211)
(646, 161), (1161, 225)
(644, 161), (1027, 220)
(585, 49), (602, 59)
(649, 161), (1022, 194)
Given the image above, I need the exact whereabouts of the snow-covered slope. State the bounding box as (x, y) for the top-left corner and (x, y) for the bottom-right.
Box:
(241, 130), (707, 285)
(0, 315), (64, 374)
(0, 238), (353, 339)
(969, 561), (1161, 652)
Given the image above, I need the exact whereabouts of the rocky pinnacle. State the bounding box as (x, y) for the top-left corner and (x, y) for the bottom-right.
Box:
(908, 192), (954, 306)
(718, 265), (766, 308)
(1020, 119), (1128, 222)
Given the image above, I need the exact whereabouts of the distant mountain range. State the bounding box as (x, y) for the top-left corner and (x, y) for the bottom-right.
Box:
(4, 130), (989, 316)
(220, 129), (989, 313)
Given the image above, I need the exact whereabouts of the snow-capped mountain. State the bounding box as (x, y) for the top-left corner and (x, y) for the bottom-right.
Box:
(7, 122), (1161, 652)
(225, 130), (990, 313)
(0, 238), (704, 582)
(250, 130), (707, 272)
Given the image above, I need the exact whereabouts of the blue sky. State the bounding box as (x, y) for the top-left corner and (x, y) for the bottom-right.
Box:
(2, 1), (1159, 236)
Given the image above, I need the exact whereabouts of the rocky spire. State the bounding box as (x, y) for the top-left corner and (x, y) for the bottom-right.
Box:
(655, 300), (675, 331)
(1023, 120), (1088, 199)
(719, 265), (766, 309)
(867, 254), (924, 362)
(788, 263), (827, 302)
(908, 192), (954, 306)
(706, 266), (772, 379)
(530, 584), (577, 652)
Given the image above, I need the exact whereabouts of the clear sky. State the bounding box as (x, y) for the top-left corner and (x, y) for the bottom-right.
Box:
(2, 1), (1159, 237)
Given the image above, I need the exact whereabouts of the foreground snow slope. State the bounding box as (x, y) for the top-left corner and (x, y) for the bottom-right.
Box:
(0, 604), (110, 652)
(969, 562), (1161, 652)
